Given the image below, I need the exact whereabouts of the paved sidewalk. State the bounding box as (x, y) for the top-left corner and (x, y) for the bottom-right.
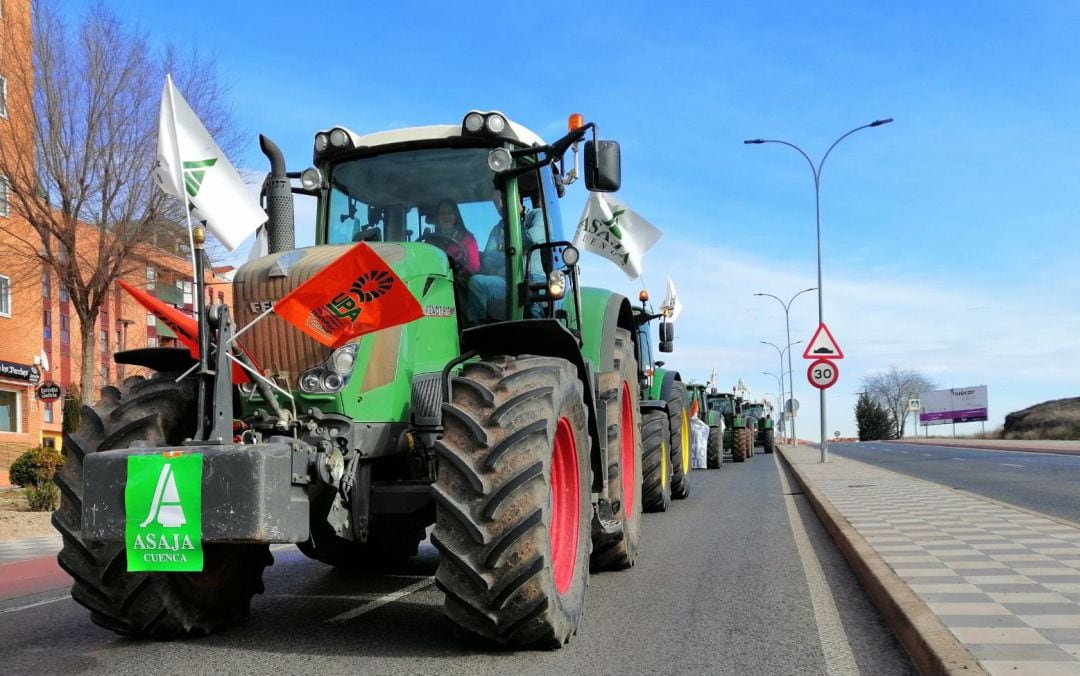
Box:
(783, 444), (1080, 676)
(0, 534), (62, 564)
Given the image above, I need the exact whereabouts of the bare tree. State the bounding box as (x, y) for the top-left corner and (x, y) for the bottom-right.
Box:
(862, 366), (937, 438)
(0, 1), (238, 402)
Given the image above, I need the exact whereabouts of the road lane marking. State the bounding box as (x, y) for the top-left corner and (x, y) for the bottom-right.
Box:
(0, 595), (70, 614)
(325, 577), (435, 623)
(922, 453), (933, 457)
(1001, 463), (1024, 468)
(774, 453), (859, 676)
(953, 458), (967, 461)
(899, 450), (909, 454)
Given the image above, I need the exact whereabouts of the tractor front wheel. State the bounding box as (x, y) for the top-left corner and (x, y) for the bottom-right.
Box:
(707, 427), (723, 469)
(641, 410), (672, 512)
(763, 429), (776, 454)
(432, 355), (592, 648)
(52, 374), (272, 638)
(667, 382), (692, 500)
(731, 428), (749, 463)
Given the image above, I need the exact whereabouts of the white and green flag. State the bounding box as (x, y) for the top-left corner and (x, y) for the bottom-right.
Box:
(572, 193), (662, 280)
(662, 275), (683, 322)
(156, 75), (265, 251)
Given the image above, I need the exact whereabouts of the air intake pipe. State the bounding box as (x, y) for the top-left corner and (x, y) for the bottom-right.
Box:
(259, 134), (295, 254)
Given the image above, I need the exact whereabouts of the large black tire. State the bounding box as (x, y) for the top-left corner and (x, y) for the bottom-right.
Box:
(667, 382), (692, 500)
(52, 374), (272, 638)
(706, 427), (723, 469)
(590, 328), (644, 570)
(731, 427), (748, 463)
(432, 355), (592, 648)
(763, 428), (776, 454)
(641, 410), (671, 513)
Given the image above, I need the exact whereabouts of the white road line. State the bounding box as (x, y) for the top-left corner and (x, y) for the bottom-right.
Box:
(774, 454), (858, 676)
(0, 595), (70, 614)
(1001, 463), (1024, 468)
(325, 577), (435, 623)
(922, 453), (933, 457)
(953, 457), (967, 461)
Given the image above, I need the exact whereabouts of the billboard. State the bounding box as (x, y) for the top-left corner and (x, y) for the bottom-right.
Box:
(918, 385), (988, 426)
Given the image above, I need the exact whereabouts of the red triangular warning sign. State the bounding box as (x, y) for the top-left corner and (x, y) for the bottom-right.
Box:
(803, 323), (844, 360)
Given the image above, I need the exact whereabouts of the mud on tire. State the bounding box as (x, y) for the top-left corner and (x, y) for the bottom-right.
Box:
(706, 427), (723, 469)
(590, 328), (644, 570)
(52, 374), (272, 638)
(667, 382), (692, 500)
(641, 410), (671, 512)
(432, 355), (592, 648)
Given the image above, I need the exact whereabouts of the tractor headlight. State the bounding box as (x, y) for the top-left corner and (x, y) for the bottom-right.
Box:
(562, 245), (580, 267)
(300, 167), (323, 191)
(300, 372), (322, 393)
(487, 148), (512, 173)
(330, 343), (357, 375)
(485, 113), (507, 134)
(322, 373), (343, 391)
(547, 269), (566, 300)
(329, 127), (351, 149)
(464, 112), (485, 133)
(314, 133), (329, 155)
(238, 381), (255, 396)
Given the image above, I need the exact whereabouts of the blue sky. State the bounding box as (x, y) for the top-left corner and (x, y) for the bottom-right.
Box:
(76, 0), (1080, 437)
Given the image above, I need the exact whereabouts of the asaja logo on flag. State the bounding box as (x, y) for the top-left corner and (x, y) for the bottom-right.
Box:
(125, 453), (203, 572)
(274, 242), (425, 348)
(572, 193), (662, 281)
(182, 158), (218, 198)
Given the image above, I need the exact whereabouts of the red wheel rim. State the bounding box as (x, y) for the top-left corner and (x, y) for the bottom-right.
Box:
(620, 383), (635, 516)
(551, 417), (580, 595)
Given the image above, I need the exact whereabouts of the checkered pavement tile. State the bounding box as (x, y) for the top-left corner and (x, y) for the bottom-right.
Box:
(786, 446), (1080, 672)
(0, 534), (62, 564)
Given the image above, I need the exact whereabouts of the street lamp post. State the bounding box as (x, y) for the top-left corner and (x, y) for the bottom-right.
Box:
(762, 371), (785, 438)
(745, 118), (893, 462)
(755, 288), (817, 446)
(761, 340), (802, 443)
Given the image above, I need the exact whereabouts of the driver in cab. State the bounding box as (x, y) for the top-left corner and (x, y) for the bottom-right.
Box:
(422, 200), (480, 274)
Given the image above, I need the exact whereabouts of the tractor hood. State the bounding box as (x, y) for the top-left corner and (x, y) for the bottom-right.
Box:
(233, 242), (452, 381)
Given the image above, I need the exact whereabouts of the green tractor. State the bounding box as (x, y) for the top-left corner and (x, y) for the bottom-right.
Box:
(686, 383), (722, 470)
(55, 111), (646, 648)
(706, 391), (754, 463)
(632, 293), (690, 513)
(744, 401), (777, 454)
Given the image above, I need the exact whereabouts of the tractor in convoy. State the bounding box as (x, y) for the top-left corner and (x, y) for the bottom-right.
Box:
(744, 401), (777, 454)
(687, 382), (722, 469)
(54, 111), (647, 648)
(631, 291), (690, 512)
(704, 390), (754, 463)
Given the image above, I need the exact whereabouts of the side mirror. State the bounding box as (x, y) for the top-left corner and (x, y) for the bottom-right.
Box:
(658, 321), (674, 352)
(584, 140), (621, 192)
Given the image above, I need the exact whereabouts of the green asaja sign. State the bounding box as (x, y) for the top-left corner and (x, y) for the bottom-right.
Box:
(125, 453), (203, 572)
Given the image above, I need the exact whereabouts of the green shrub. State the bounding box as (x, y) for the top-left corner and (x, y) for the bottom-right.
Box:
(9, 447), (63, 488)
(25, 483), (59, 511)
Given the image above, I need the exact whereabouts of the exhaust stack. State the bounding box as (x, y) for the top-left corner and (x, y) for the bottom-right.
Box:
(259, 134), (295, 254)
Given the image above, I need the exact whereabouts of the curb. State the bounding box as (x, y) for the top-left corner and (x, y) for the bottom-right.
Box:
(777, 446), (986, 676)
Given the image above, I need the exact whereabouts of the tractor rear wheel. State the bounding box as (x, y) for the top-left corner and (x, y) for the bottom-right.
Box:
(52, 374), (272, 638)
(706, 427), (723, 469)
(432, 355), (592, 648)
(731, 427), (748, 463)
(763, 429), (776, 454)
(591, 328), (644, 570)
(667, 382), (692, 500)
(641, 409), (671, 512)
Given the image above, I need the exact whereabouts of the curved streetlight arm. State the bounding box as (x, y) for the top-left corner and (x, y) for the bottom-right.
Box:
(746, 139), (817, 183)
(819, 119), (892, 181)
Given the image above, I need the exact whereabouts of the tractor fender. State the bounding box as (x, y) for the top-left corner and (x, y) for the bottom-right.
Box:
(459, 319), (604, 491)
(654, 368), (682, 404)
(640, 399), (666, 414)
(114, 347), (197, 373)
(578, 287), (636, 371)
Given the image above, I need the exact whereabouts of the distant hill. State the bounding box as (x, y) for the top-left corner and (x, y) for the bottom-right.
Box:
(1003, 397), (1080, 440)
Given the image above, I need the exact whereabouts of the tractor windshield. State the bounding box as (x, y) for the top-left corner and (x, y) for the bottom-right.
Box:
(325, 147), (498, 258)
(709, 397), (734, 416)
(746, 404), (766, 417)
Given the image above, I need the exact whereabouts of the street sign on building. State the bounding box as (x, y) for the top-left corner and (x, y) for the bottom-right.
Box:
(802, 323), (844, 360)
(36, 382), (62, 402)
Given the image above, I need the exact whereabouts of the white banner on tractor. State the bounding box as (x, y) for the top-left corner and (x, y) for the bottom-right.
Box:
(156, 75), (266, 251)
(572, 193), (661, 280)
(662, 275), (683, 322)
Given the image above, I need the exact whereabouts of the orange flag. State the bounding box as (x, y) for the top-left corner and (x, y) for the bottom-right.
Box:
(118, 280), (255, 383)
(273, 242), (424, 348)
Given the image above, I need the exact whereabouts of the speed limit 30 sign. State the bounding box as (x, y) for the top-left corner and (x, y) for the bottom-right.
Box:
(807, 359), (839, 390)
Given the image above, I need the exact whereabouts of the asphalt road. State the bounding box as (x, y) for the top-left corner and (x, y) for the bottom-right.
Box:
(1, 454), (913, 675)
(831, 441), (1080, 524)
